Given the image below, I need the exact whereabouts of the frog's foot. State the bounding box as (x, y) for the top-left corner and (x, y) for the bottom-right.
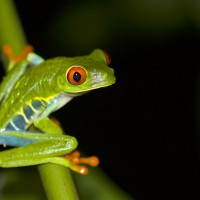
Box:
(2, 44), (33, 63)
(65, 151), (99, 175)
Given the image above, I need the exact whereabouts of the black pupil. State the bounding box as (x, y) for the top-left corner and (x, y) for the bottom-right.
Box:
(73, 72), (81, 82)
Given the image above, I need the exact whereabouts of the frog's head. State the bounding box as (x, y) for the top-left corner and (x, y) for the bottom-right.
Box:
(54, 49), (116, 95)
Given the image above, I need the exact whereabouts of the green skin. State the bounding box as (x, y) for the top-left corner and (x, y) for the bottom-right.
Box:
(0, 49), (115, 172)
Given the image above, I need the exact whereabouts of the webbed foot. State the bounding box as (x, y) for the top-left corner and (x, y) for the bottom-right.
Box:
(65, 151), (99, 175)
(2, 44), (33, 63)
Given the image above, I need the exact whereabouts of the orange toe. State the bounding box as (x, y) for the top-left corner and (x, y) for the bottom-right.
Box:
(65, 151), (99, 175)
(2, 44), (33, 63)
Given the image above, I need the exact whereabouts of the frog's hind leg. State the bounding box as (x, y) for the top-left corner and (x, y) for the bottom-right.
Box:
(0, 131), (99, 174)
(0, 130), (77, 167)
(0, 131), (78, 162)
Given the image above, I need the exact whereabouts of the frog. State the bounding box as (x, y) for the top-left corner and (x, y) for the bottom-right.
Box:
(0, 45), (115, 174)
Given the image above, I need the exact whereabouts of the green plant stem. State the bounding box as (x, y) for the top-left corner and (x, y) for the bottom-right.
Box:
(39, 164), (79, 200)
(0, 0), (26, 54)
(73, 167), (134, 200)
(0, 1), (78, 199)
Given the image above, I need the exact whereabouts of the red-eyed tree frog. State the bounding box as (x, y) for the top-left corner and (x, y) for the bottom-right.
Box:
(0, 45), (115, 174)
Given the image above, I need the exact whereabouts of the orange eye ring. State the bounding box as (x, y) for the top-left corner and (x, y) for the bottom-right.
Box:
(67, 66), (87, 85)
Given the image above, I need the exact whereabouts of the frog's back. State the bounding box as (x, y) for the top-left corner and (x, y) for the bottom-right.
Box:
(0, 60), (61, 130)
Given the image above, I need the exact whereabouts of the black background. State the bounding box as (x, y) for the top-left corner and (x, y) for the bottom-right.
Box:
(6, 0), (200, 199)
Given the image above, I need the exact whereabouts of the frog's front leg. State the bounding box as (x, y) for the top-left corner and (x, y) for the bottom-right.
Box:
(33, 117), (64, 135)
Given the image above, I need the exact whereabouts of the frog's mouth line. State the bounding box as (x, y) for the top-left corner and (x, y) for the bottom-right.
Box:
(89, 79), (115, 89)
(65, 81), (115, 97)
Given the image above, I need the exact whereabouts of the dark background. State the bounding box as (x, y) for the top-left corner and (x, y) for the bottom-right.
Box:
(11, 0), (200, 199)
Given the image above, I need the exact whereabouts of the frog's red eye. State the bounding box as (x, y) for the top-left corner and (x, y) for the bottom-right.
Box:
(67, 66), (87, 85)
(103, 51), (111, 65)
